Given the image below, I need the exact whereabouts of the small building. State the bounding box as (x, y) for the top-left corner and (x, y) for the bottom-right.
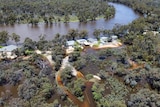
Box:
(111, 35), (118, 40)
(87, 38), (98, 44)
(0, 45), (18, 52)
(76, 39), (89, 46)
(66, 40), (75, 47)
(100, 37), (108, 44)
(0, 45), (18, 59)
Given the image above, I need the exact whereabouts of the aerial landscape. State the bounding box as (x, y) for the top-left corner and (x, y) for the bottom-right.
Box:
(0, 0), (160, 107)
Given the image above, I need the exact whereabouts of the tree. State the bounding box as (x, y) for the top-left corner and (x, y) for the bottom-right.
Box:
(0, 31), (10, 45)
(104, 7), (115, 20)
(60, 66), (73, 85)
(128, 89), (160, 107)
(49, 16), (54, 24)
(67, 29), (79, 40)
(29, 18), (39, 25)
(72, 78), (85, 97)
(7, 13), (17, 25)
(79, 30), (88, 39)
(43, 17), (48, 24)
(93, 29), (101, 39)
(23, 37), (35, 50)
(64, 14), (70, 23)
(11, 33), (20, 45)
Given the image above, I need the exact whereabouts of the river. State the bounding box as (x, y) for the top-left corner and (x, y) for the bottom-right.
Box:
(0, 2), (139, 43)
(0, 2), (140, 106)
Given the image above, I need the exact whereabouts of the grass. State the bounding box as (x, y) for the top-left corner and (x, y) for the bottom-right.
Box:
(0, 46), (3, 48)
(46, 15), (105, 23)
(96, 15), (104, 20)
(92, 40), (101, 47)
(25, 50), (34, 55)
(18, 14), (105, 24)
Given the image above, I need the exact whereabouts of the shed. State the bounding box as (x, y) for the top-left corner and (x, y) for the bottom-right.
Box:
(76, 39), (89, 45)
(0, 45), (18, 52)
(0, 45), (18, 59)
(87, 38), (98, 43)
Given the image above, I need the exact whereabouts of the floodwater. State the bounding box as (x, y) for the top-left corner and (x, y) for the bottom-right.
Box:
(0, 2), (140, 106)
(0, 2), (140, 43)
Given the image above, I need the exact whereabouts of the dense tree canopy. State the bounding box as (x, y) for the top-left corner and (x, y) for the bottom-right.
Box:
(1, 0), (160, 107)
(0, 0), (115, 24)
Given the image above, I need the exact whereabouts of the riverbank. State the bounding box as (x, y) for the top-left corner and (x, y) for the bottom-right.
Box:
(0, 2), (139, 42)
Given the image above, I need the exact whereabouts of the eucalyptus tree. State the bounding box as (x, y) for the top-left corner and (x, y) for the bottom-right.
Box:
(67, 29), (79, 40)
(79, 30), (88, 39)
(93, 29), (101, 39)
(0, 31), (10, 45)
(11, 33), (20, 45)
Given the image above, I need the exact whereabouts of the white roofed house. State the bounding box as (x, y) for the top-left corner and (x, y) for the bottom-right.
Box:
(111, 35), (118, 40)
(87, 38), (98, 47)
(76, 39), (90, 46)
(0, 45), (18, 59)
(100, 37), (108, 44)
(87, 38), (98, 44)
(66, 40), (75, 54)
(66, 40), (75, 47)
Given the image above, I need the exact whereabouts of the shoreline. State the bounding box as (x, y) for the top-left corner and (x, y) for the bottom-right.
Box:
(0, 15), (110, 26)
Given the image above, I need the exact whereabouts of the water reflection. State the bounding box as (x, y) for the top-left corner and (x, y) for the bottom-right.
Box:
(0, 3), (139, 43)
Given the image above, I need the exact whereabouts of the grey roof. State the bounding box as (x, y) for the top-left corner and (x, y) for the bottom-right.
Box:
(0, 45), (18, 52)
(76, 39), (87, 44)
(111, 35), (118, 39)
(87, 38), (97, 42)
(100, 37), (108, 41)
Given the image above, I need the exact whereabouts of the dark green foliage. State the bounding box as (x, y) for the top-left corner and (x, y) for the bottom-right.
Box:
(0, 31), (10, 45)
(128, 89), (160, 107)
(23, 37), (36, 51)
(0, 0), (160, 107)
(147, 70), (160, 92)
(0, 0), (115, 24)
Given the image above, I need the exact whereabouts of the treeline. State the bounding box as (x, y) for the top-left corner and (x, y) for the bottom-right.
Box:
(108, 0), (160, 14)
(0, 0), (115, 25)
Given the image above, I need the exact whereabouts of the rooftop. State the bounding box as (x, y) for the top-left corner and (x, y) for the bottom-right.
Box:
(66, 40), (75, 46)
(0, 45), (18, 52)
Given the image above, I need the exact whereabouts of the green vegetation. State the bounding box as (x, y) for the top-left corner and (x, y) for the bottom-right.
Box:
(0, 0), (160, 107)
(0, 0), (115, 25)
(0, 31), (10, 45)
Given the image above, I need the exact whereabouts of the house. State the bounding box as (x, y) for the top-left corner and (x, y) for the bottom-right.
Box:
(100, 37), (108, 44)
(0, 45), (18, 59)
(87, 38), (98, 44)
(66, 40), (75, 47)
(0, 45), (18, 52)
(76, 39), (90, 46)
(111, 35), (118, 40)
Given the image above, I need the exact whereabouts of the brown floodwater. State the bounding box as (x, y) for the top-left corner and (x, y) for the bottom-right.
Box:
(0, 3), (140, 44)
(0, 2), (140, 106)
(56, 69), (97, 107)
(0, 84), (19, 98)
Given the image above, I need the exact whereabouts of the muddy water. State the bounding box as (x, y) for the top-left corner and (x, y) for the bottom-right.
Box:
(56, 70), (96, 107)
(0, 2), (140, 43)
(0, 84), (19, 98)
(0, 2), (140, 106)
